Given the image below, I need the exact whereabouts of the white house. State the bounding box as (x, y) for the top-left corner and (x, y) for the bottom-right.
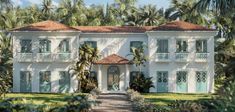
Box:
(11, 20), (217, 93)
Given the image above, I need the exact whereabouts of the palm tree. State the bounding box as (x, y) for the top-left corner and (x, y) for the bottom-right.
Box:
(41, 0), (54, 19)
(71, 44), (99, 92)
(114, 0), (137, 21)
(138, 5), (165, 26)
(0, 0), (12, 11)
(0, 7), (24, 30)
(57, 0), (87, 26)
(0, 33), (12, 98)
(194, 0), (235, 15)
(165, 0), (208, 25)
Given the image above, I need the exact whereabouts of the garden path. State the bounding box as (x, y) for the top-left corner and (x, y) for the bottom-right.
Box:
(92, 93), (133, 112)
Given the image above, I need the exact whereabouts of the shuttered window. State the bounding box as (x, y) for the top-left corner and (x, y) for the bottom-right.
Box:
(59, 71), (70, 93)
(130, 41), (143, 52)
(176, 40), (188, 52)
(196, 40), (207, 53)
(20, 71), (32, 92)
(59, 39), (70, 52)
(20, 39), (32, 53)
(39, 71), (51, 93)
(157, 39), (168, 53)
(39, 39), (51, 53)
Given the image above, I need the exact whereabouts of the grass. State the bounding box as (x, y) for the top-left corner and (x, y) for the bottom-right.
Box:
(142, 93), (214, 106)
(2, 93), (87, 106)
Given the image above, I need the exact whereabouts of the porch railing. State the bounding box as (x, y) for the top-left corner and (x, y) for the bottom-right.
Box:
(175, 53), (189, 62)
(156, 53), (170, 62)
(17, 53), (33, 62)
(37, 53), (53, 62)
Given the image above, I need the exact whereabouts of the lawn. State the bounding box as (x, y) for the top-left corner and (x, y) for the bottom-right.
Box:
(2, 93), (87, 106)
(142, 93), (214, 106)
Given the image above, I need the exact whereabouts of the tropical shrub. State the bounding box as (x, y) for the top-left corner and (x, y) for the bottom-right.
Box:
(169, 100), (207, 112)
(80, 77), (98, 93)
(127, 89), (170, 112)
(129, 73), (154, 93)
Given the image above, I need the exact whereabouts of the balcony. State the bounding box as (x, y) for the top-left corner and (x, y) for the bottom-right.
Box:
(37, 53), (53, 62)
(55, 53), (72, 62)
(155, 53), (170, 62)
(175, 53), (189, 62)
(17, 53), (33, 62)
(195, 53), (208, 62)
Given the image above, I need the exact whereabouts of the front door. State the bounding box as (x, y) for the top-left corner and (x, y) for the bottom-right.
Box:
(157, 71), (168, 92)
(107, 66), (120, 91)
(196, 71), (207, 93)
(176, 71), (188, 92)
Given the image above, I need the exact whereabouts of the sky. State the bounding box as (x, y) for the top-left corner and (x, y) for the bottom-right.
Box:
(12, 0), (171, 9)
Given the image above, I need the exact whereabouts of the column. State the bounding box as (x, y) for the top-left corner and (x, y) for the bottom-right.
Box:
(98, 65), (102, 90)
(125, 64), (130, 89)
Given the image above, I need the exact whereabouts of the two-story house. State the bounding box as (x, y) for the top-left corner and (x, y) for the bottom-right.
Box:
(11, 20), (217, 93)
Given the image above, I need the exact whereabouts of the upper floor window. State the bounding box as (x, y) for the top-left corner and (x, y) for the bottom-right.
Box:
(39, 39), (51, 53)
(176, 40), (188, 52)
(130, 41), (143, 52)
(157, 39), (168, 53)
(84, 41), (97, 49)
(59, 39), (70, 53)
(196, 40), (207, 53)
(20, 39), (32, 53)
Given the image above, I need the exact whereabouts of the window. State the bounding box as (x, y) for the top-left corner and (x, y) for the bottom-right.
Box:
(130, 71), (142, 84)
(20, 39), (32, 53)
(176, 40), (188, 52)
(20, 71), (31, 92)
(39, 39), (51, 53)
(59, 71), (70, 93)
(88, 71), (97, 81)
(196, 40), (207, 53)
(196, 71), (207, 83)
(176, 71), (187, 83)
(157, 71), (168, 83)
(59, 39), (70, 52)
(39, 71), (51, 92)
(84, 41), (97, 49)
(157, 39), (168, 53)
(130, 41), (143, 52)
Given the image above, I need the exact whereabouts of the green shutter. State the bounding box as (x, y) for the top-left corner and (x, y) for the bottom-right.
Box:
(40, 71), (51, 93)
(176, 71), (188, 92)
(20, 71), (32, 92)
(59, 71), (70, 93)
(196, 71), (207, 93)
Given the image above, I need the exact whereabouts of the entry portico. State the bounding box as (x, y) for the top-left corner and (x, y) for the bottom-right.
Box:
(94, 54), (130, 93)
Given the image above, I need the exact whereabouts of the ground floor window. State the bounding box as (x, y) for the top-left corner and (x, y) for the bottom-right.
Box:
(130, 71), (142, 84)
(196, 71), (207, 92)
(20, 71), (31, 92)
(39, 71), (51, 92)
(59, 71), (70, 93)
(176, 71), (188, 92)
(157, 71), (168, 92)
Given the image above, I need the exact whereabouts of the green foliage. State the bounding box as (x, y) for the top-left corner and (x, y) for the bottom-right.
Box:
(71, 43), (99, 92)
(0, 33), (12, 98)
(169, 100), (207, 112)
(80, 72), (98, 93)
(130, 73), (154, 93)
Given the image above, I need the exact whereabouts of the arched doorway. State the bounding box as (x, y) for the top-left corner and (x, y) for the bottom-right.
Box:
(107, 66), (120, 91)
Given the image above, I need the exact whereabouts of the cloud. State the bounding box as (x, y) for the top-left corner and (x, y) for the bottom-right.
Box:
(12, 0), (24, 6)
(12, 0), (59, 6)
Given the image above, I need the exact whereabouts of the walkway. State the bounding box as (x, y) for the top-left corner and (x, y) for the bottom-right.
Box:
(92, 93), (133, 112)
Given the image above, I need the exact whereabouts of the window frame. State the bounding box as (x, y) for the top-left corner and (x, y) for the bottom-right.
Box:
(59, 39), (70, 53)
(84, 41), (97, 49)
(39, 71), (51, 93)
(176, 39), (188, 53)
(156, 39), (169, 53)
(39, 39), (51, 53)
(20, 71), (32, 92)
(130, 41), (143, 52)
(196, 39), (208, 53)
(20, 39), (32, 53)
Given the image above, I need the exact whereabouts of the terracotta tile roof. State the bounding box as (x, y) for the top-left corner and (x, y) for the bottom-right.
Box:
(73, 26), (154, 33)
(13, 20), (79, 31)
(151, 21), (214, 31)
(94, 54), (130, 65)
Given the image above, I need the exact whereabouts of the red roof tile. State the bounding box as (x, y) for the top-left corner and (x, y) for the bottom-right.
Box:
(13, 20), (79, 31)
(151, 21), (214, 31)
(94, 54), (130, 65)
(73, 26), (154, 33)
